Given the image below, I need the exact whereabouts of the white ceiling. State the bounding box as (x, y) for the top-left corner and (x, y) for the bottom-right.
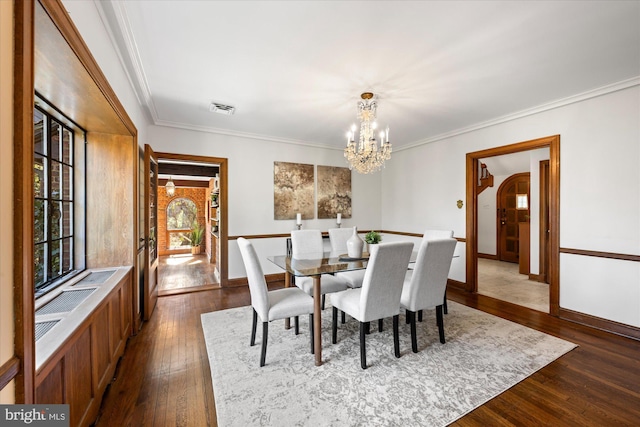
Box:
(97, 1), (640, 150)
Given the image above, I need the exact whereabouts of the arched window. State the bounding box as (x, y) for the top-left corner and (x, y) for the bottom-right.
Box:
(166, 197), (198, 249)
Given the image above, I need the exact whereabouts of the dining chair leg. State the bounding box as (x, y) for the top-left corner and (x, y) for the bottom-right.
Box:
(364, 321), (371, 334)
(250, 308), (258, 346)
(393, 315), (401, 358)
(332, 307), (338, 344)
(322, 294), (326, 310)
(406, 309), (410, 324)
(341, 310), (346, 324)
(309, 314), (314, 354)
(436, 305), (445, 344)
(359, 322), (367, 369)
(260, 322), (268, 367)
(443, 290), (448, 314)
(294, 316), (299, 335)
(378, 318), (384, 332)
(418, 310), (423, 322)
(409, 311), (418, 353)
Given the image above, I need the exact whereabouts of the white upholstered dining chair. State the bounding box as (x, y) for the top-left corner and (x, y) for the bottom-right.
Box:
(237, 237), (315, 367)
(328, 227), (366, 289)
(400, 237), (457, 352)
(331, 241), (414, 369)
(290, 230), (349, 308)
(423, 229), (454, 314)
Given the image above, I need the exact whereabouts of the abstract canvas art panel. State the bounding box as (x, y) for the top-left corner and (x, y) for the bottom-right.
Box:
(317, 165), (351, 219)
(274, 161), (314, 220)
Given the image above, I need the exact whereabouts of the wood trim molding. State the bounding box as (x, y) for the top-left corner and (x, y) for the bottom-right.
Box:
(14, 0), (35, 404)
(39, 0), (136, 136)
(228, 233), (291, 241)
(560, 247), (640, 262)
(528, 273), (546, 282)
(0, 357), (20, 391)
(228, 231), (467, 242)
(227, 273), (285, 288)
(478, 253), (498, 260)
(446, 279), (467, 291)
(559, 308), (640, 341)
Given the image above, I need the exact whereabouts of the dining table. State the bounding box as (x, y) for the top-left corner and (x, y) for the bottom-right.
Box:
(268, 250), (417, 366)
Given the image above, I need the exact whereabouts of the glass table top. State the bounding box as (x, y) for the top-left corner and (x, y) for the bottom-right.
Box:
(268, 251), (419, 277)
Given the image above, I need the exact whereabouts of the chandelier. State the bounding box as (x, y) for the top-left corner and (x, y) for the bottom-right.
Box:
(344, 92), (392, 174)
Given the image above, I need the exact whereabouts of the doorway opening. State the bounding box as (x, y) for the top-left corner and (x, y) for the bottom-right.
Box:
(466, 135), (560, 316)
(155, 152), (228, 297)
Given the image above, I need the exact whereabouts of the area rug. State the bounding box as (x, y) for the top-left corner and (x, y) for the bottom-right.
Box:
(201, 300), (576, 426)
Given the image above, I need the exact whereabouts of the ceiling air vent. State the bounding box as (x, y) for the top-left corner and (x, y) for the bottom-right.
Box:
(209, 102), (235, 115)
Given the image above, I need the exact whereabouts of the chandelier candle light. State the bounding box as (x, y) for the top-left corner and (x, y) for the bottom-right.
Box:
(344, 92), (392, 174)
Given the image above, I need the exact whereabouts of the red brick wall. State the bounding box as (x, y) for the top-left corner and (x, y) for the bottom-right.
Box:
(158, 186), (208, 256)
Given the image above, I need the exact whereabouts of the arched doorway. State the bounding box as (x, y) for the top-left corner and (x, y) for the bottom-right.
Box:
(497, 173), (530, 263)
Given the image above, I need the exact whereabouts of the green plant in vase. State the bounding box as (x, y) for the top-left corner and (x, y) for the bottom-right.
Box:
(364, 230), (381, 244)
(186, 222), (205, 254)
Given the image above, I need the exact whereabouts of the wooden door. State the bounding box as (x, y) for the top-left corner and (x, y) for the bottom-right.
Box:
(143, 144), (159, 320)
(497, 173), (530, 263)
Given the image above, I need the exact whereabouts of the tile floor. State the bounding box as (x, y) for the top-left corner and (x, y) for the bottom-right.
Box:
(477, 258), (549, 313)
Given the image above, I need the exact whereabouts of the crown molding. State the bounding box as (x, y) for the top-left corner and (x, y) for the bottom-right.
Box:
(397, 76), (640, 152)
(94, 2), (638, 153)
(153, 119), (336, 150)
(94, 0), (160, 122)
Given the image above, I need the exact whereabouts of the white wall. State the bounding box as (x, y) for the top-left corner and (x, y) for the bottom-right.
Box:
(528, 148), (549, 275)
(383, 85), (640, 327)
(148, 125), (382, 279)
(0, 0), (14, 404)
(62, 1), (640, 328)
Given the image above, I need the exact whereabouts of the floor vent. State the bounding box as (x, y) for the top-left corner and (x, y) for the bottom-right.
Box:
(36, 289), (96, 316)
(35, 320), (60, 341)
(74, 270), (116, 286)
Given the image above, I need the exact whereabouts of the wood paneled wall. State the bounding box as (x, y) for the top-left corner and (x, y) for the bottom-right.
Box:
(35, 273), (133, 426)
(86, 132), (136, 268)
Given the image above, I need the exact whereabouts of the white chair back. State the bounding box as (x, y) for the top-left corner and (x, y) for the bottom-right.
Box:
(328, 227), (355, 252)
(423, 229), (454, 241)
(237, 238), (270, 321)
(404, 238), (457, 311)
(359, 241), (414, 321)
(291, 229), (323, 258)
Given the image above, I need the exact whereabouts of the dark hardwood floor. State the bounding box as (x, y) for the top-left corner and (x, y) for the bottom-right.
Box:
(95, 283), (640, 426)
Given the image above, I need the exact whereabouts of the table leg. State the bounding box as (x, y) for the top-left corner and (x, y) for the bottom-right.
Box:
(284, 270), (291, 330)
(313, 276), (322, 366)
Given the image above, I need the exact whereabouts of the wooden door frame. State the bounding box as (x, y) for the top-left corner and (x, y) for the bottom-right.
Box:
(496, 172), (530, 262)
(539, 160), (550, 283)
(155, 152), (229, 286)
(466, 135), (560, 316)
